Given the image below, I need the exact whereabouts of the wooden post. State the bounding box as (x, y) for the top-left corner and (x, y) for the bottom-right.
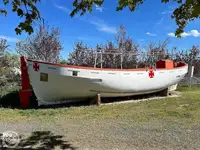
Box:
(96, 93), (101, 106)
(159, 88), (169, 96)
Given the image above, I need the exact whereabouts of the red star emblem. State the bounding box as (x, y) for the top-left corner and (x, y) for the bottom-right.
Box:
(149, 70), (154, 78)
(33, 62), (39, 72)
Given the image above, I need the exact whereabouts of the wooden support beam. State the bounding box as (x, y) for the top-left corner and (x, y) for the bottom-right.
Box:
(159, 88), (169, 96)
(96, 93), (101, 106)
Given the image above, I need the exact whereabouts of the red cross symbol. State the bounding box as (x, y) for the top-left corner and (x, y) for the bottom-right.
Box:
(149, 70), (154, 78)
(33, 62), (39, 72)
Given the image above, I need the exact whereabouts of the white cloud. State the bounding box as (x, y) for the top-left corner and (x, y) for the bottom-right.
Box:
(95, 5), (103, 12)
(181, 32), (190, 37)
(0, 35), (19, 42)
(55, 5), (71, 13)
(89, 18), (117, 34)
(167, 33), (175, 37)
(161, 11), (172, 15)
(52, 0), (116, 34)
(138, 39), (144, 43)
(52, 0), (71, 14)
(146, 32), (157, 36)
(156, 17), (164, 25)
(80, 16), (117, 34)
(190, 30), (200, 37)
(97, 25), (117, 34)
(168, 30), (200, 37)
(76, 36), (101, 41)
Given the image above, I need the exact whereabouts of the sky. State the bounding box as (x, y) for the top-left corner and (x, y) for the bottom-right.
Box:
(0, 0), (200, 57)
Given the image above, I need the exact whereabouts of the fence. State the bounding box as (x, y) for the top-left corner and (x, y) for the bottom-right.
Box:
(179, 75), (200, 87)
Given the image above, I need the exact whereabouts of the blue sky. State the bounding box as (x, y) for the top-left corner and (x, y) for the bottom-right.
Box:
(0, 0), (200, 57)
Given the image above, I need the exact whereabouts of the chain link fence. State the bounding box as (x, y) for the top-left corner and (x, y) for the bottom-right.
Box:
(179, 75), (200, 87)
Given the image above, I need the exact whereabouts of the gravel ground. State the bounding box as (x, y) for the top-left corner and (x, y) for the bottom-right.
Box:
(0, 118), (200, 150)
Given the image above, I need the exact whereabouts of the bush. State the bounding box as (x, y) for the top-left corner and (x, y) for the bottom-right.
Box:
(0, 39), (21, 98)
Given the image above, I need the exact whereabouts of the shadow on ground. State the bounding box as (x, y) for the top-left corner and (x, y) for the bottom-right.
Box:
(39, 91), (167, 109)
(0, 91), (21, 108)
(0, 90), (93, 109)
(0, 89), (172, 109)
(0, 131), (77, 150)
(0, 90), (37, 109)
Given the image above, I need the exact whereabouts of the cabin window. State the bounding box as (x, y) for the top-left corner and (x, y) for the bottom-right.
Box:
(40, 73), (48, 82)
(73, 71), (78, 76)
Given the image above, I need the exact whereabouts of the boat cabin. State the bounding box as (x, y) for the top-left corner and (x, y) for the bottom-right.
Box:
(156, 59), (185, 69)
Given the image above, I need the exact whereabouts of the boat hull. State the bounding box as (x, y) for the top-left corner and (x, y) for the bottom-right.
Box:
(27, 60), (188, 105)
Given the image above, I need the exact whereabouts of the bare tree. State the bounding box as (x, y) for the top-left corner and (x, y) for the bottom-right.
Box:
(68, 41), (95, 67)
(67, 26), (198, 72)
(174, 46), (199, 63)
(16, 21), (62, 63)
(122, 37), (139, 68)
(0, 39), (8, 69)
(102, 41), (118, 68)
(148, 39), (170, 60)
(174, 45), (200, 75)
(116, 25), (127, 51)
(0, 39), (9, 58)
(116, 25), (139, 68)
(67, 25), (139, 69)
(138, 39), (171, 68)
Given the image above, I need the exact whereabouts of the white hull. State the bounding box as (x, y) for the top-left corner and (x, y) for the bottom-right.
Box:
(27, 60), (188, 106)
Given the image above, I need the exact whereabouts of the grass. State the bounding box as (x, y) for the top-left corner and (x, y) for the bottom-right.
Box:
(0, 86), (200, 124)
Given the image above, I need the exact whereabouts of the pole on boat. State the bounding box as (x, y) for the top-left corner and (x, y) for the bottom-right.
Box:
(120, 53), (123, 69)
(94, 51), (97, 68)
(96, 93), (101, 106)
(100, 52), (103, 69)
